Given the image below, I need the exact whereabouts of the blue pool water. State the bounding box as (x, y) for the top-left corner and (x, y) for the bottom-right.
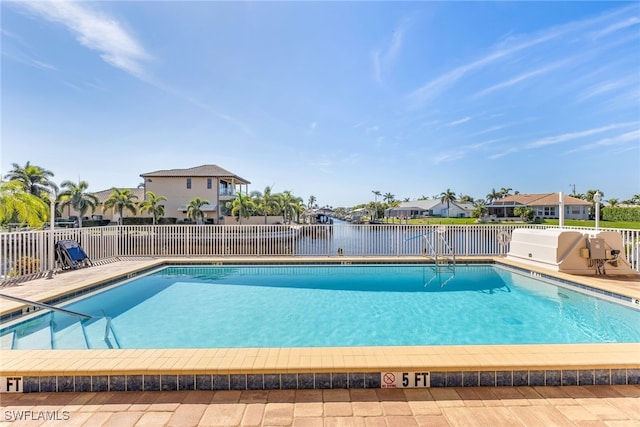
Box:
(2, 264), (639, 349)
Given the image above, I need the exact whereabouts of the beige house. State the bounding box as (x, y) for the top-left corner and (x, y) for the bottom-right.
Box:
(487, 193), (592, 220)
(140, 164), (250, 224)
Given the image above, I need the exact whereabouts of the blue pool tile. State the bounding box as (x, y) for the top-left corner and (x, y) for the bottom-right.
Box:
(75, 376), (91, 392)
(232, 374), (249, 390)
(529, 371), (545, 387)
(349, 373), (365, 389)
(479, 371), (495, 387)
(196, 375), (213, 391)
(365, 373), (381, 388)
(462, 372), (479, 387)
(430, 372), (446, 388)
(496, 371), (512, 387)
(561, 370), (577, 386)
(627, 369), (639, 385)
(446, 372), (462, 387)
(545, 371), (561, 387)
(213, 375), (229, 390)
(58, 376), (74, 392)
(40, 376), (56, 393)
(127, 375), (142, 391)
(143, 375), (160, 391)
(23, 377), (39, 393)
(161, 375), (177, 391)
(315, 373), (330, 389)
(331, 373), (348, 389)
(264, 374), (280, 390)
(512, 371), (528, 387)
(247, 374), (264, 390)
(178, 375), (194, 391)
(281, 374), (297, 390)
(110, 375), (126, 392)
(298, 374), (314, 389)
(595, 369), (610, 385)
(578, 370), (594, 386)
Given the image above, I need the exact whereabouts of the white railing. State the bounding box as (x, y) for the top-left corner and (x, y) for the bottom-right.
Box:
(1, 223), (639, 283)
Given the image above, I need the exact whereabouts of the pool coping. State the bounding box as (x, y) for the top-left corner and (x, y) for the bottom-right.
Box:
(1, 256), (639, 392)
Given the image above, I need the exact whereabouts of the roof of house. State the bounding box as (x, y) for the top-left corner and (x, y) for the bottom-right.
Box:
(489, 193), (591, 206)
(140, 164), (250, 184)
(92, 188), (144, 204)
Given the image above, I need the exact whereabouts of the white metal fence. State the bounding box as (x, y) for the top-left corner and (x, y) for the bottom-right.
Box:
(1, 223), (639, 284)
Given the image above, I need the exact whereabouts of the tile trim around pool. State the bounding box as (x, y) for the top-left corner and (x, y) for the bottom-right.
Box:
(17, 368), (640, 393)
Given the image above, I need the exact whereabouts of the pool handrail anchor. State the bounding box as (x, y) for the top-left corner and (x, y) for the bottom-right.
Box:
(0, 293), (92, 320)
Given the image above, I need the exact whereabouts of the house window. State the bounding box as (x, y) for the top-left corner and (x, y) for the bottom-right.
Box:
(543, 206), (556, 216)
(207, 178), (212, 189)
(186, 178), (191, 189)
(571, 206), (581, 214)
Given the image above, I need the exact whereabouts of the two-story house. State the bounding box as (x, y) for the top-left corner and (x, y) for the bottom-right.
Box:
(140, 164), (250, 223)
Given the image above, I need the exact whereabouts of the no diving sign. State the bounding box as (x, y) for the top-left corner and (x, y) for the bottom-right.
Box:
(381, 372), (430, 388)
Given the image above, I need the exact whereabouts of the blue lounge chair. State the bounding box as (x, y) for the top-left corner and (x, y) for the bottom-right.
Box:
(55, 240), (92, 270)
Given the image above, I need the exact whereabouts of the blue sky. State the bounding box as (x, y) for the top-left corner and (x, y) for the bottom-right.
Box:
(1, 1), (639, 207)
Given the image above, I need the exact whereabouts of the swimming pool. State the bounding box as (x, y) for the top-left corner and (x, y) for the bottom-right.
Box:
(2, 264), (638, 350)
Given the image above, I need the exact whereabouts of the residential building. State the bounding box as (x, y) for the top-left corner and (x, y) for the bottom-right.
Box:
(487, 193), (591, 220)
(384, 199), (474, 218)
(140, 164), (250, 223)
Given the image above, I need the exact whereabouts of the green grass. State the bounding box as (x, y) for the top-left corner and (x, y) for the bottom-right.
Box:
(395, 217), (640, 229)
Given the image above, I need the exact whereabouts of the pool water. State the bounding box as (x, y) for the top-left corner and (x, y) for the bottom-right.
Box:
(2, 264), (639, 349)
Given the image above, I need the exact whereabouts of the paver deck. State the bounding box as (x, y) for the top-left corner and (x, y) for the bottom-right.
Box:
(1, 385), (639, 426)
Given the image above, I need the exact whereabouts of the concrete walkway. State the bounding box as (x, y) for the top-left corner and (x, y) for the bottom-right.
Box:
(1, 385), (638, 426)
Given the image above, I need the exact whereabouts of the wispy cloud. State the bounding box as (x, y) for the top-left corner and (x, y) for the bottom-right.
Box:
(447, 117), (471, 126)
(372, 21), (406, 84)
(1, 28), (56, 70)
(566, 128), (640, 153)
(474, 59), (570, 98)
(407, 4), (637, 107)
(526, 123), (634, 148)
(590, 16), (640, 39)
(15, 0), (152, 79)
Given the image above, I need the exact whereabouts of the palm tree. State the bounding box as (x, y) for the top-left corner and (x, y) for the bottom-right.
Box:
(383, 192), (395, 204)
(58, 180), (99, 228)
(103, 188), (138, 225)
(307, 195), (317, 209)
(251, 186), (279, 224)
(4, 161), (58, 199)
(230, 193), (255, 224)
(458, 194), (474, 204)
(138, 191), (167, 225)
(607, 198), (619, 208)
(499, 187), (513, 198)
(278, 191), (304, 223)
(372, 190), (381, 203)
(0, 180), (48, 228)
(439, 189), (457, 217)
(186, 197), (211, 224)
(486, 188), (502, 204)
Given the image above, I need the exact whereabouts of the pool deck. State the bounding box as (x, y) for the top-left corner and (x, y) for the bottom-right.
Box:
(0, 257), (639, 395)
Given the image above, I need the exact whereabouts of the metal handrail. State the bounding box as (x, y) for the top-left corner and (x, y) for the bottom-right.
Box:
(0, 293), (92, 320)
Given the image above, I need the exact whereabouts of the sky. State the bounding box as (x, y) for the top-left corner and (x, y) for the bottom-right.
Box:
(1, 1), (639, 208)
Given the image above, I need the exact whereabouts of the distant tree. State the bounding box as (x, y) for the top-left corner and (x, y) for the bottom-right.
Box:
(0, 180), (48, 228)
(417, 195), (428, 200)
(403, 197), (410, 202)
(458, 194), (474, 204)
(514, 206), (534, 222)
(307, 195), (317, 209)
(138, 191), (167, 225)
(622, 194), (640, 205)
(471, 205), (488, 219)
(186, 197), (211, 224)
(439, 189), (457, 217)
(486, 188), (502, 204)
(278, 191), (304, 223)
(383, 192), (395, 204)
(230, 193), (254, 224)
(607, 198), (619, 207)
(4, 161), (58, 199)
(372, 190), (381, 203)
(103, 188), (138, 225)
(251, 186), (279, 224)
(499, 187), (513, 198)
(58, 180), (99, 228)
